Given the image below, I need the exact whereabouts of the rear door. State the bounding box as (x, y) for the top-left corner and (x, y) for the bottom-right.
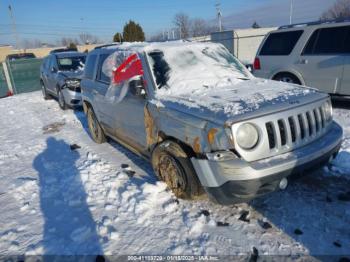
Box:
(93, 53), (115, 133)
(41, 57), (50, 89)
(296, 26), (347, 93)
(46, 55), (58, 93)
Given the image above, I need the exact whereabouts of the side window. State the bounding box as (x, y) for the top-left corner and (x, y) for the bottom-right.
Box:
(304, 26), (349, 55)
(84, 54), (97, 79)
(259, 30), (303, 56)
(48, 56), (54, 71)
(344, 28), (350, 53)
(97, 54), (111, 83)
(303, 30), (319, 55)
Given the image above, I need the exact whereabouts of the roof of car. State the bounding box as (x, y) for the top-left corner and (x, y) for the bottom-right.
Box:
(54, 51), (86, 58)
(92, 41), (222, 54)
(278, 18), (350, 30)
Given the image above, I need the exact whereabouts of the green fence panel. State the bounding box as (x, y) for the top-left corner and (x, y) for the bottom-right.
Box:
(7, 58), (43, 94)
(0, 64), (9, 97)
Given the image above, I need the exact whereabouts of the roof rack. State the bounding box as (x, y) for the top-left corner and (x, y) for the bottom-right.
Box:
(50, 47), (78, 54)
(278, 18), (350, 30)
(94, 43), (121, 50)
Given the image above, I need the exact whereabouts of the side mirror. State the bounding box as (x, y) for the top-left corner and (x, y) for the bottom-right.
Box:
(51, 67), (57, 73)
(128, 76), (145, 97)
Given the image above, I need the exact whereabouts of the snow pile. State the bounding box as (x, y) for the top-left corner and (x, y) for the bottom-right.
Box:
(0, 92), (349, 257)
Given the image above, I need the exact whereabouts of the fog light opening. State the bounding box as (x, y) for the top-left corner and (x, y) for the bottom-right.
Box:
(279, 178), (288, 190)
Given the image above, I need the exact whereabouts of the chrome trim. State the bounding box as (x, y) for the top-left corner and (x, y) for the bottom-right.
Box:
(231, 98), (332, 162)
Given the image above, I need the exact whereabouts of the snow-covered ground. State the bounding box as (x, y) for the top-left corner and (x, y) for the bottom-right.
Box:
(0, 91), (349, 259)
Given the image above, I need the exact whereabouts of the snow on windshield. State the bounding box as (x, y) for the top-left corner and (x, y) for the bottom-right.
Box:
(146, 43), (251, 94)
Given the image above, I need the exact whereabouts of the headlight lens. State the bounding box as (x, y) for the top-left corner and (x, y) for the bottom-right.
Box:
(236, 123), (259, 150)
(323, 100), (332, 121)
(65, 79), (80, 88)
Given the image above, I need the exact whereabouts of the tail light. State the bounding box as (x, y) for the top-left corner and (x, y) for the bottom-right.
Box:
(6, 91), (13, 96)
(253, 57), (261, 70)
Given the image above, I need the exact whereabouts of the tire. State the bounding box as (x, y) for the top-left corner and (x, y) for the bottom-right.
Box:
(151, 140), (203, 199)
(41, 82), (50, 100)
(57, 88), (68, 110)
(273, 73), (301, 85)
(86, 106), (106, 144)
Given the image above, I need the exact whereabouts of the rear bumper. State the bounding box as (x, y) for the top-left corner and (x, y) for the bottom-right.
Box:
(191, 121), (343, 205)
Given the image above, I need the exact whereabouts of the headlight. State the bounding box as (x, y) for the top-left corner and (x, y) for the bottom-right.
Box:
(236, 123), (259, 150)
(65, 79), (80, 88)
(323, 100), (332, 121)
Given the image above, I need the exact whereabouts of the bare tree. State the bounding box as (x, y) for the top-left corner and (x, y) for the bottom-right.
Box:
(79, 33), (100, 44)
(149, 31), (165, 42)
(320, 0), (350, 20)
(61, 37), (79, 47)
(173, 13), (191, 39)
(191, 18), (213, 37)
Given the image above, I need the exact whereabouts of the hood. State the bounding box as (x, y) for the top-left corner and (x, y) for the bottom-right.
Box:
(154, 78), (328, 125)
(59, 70), (84, 79)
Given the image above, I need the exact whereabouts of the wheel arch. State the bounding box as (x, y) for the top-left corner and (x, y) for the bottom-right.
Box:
(270, 70), (305, 85)
(152, 132), (197, 158)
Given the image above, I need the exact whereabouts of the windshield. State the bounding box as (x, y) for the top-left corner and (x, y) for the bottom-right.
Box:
(146, 43), (251, 91)
(57, 56), (86, 71)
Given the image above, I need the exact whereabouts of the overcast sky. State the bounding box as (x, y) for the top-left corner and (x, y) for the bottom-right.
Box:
(0, 0), (337, 46)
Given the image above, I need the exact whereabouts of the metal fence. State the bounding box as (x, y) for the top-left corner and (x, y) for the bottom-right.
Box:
(0, 63), (9, 98)
(0, 58), (43, 98)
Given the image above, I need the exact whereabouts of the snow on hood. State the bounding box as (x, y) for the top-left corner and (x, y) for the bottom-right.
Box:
(145, 42), (318, 120)
(154, 78), (319, 121)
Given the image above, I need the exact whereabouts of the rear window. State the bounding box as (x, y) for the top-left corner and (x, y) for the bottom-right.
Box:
(259, 30), (303, 56)
(84, 54), (97, 79)
(97, 54), (111, 83)
(303, 26), (350, 55)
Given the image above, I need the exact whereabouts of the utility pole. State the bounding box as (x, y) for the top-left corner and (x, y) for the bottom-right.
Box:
(289, 0), (294, 25)
(8, 5), (20, 49)
(216, 1), (222, 32)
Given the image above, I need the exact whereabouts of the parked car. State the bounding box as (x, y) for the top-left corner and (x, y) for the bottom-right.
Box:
(40, 48), (86, 109)
(81, 42), (342, 205)
(6, 53), (36, 62)
(253, 20), (350, 98)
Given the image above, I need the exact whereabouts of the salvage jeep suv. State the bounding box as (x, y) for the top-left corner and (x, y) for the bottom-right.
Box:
(81, 42), (342, 205)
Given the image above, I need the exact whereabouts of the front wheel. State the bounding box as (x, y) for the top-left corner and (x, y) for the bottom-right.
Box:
(57, 88), (67, 110)
(87, 107), (106, 144)
(151, 141), (203, 199)
(41, 82), (50, 100)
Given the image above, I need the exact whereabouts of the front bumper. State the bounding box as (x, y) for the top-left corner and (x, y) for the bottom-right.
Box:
(191, 121), (343, 205)
(62, 88), (82, 106)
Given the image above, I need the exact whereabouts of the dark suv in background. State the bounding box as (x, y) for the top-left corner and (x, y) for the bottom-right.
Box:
(40, 48), (86, 109)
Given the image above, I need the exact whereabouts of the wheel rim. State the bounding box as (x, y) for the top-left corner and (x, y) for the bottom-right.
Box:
(88, 110), (99, 139)
(280, 76), (295, 83)
(158, 153), (186, 195)
(58, 90), (65, 108)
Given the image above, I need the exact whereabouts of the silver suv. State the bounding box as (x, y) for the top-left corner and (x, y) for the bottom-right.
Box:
(40, 48), (86, 109)
(81, 42), (342, 205)
(253, 20), (350, 98)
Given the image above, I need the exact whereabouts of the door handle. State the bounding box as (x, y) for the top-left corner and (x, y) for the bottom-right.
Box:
(296, 59), (308, 64)
(92, 90), (98, 95)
